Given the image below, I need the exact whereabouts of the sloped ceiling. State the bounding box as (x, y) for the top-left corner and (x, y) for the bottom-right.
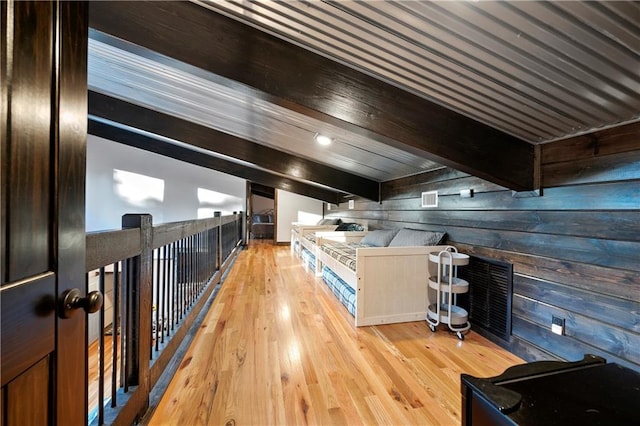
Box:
(88, 1), (640, 202)
(87, 36), (435, 187)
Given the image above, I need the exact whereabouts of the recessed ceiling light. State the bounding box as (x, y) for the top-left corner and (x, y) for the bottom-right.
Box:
(314, 133), (333, 146)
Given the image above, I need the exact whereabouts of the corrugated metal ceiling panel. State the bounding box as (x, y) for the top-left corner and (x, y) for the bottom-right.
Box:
(200, 0), (640, 143)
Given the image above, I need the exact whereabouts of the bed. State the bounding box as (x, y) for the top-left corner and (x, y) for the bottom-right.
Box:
(299, 221), (366, 253)
(250, 212), (274, 239)
(290, 219), (342, 256)
(299, 229), (368, 273)
(314, 228), (448, 327)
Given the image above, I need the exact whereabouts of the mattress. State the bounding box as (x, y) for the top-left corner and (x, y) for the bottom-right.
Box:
(318, 241), (368, 272)
(321, 266), (356, 317)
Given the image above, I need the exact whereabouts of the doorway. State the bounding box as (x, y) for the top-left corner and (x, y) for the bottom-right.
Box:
(248, 183), (275, 241)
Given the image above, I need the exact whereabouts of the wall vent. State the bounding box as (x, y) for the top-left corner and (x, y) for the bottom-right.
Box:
(421, 190), (438, 208)
(458, 256), (513, 341)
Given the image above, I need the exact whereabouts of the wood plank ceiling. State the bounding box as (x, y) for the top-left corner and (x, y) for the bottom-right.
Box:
(88, 1), (640, 202)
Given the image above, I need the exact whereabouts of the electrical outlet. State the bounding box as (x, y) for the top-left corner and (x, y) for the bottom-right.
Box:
(551, 316), (565, 336)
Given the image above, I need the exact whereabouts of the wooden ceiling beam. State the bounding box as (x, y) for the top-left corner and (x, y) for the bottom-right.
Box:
(89, 91), (379, 200)
(89, 1), (535, 191)
(88, 119), (342, 204)
(249, 183), (276, 200)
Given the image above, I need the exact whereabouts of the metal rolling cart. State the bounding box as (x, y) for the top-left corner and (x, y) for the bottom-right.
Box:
(427, 246), (470, 340)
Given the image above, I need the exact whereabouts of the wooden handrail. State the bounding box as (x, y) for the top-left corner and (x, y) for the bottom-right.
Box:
(86, 214), (243, 272)
(86, 228), (141, 272)
(151, 217), (219, 250)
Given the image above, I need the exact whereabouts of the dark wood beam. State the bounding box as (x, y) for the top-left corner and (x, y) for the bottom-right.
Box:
(250, 183), (275, 200)
(88, 119), (341, 204)
(89, 91), (378, 200)
(542, 120), (640, 164)
(541, 120), (640, 188)
(89, 1), (535, 191)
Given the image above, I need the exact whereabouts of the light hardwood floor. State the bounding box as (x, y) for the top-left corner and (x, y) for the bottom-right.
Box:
(146, 240), (522, 425)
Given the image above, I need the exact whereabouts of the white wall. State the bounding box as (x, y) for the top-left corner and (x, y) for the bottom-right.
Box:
(275, 189), (324, 242)
(252, 194), (274, 214)
(86, 135), (246, 231)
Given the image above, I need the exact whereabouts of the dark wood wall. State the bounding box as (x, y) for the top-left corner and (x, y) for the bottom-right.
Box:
(326, 122), (640, 371)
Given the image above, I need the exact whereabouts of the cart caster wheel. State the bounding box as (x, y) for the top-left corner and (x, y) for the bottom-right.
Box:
(456, 331), (464, 341)
(429, 324), (436, 332)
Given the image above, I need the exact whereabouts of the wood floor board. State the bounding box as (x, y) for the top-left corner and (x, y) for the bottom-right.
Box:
(146, 240), (522, 425)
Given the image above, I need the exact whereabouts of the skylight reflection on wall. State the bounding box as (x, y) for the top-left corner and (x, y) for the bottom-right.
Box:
(197, 188), (231, 204)
(197, 187), (242, 218)
(113, 169), (165, 207)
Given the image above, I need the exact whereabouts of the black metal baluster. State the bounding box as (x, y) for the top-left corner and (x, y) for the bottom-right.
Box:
(98, 267), (106, 424)
(112, 261), (120, 407)
(170, 242), (175, 331)
(194, 233), (198, 298)
(188, 235), (192, 308)
(166, 244), (171, 337)
(179, 238), (184, 320)
(122, 259), (130, 393)
(193, 234), (197, 301)
(153, 247), (160, 354)
(162, 245), (167, 343)
(198, 232), (202, 290)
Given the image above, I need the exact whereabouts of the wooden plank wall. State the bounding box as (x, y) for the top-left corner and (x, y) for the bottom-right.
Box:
(326, 122), (640, 371)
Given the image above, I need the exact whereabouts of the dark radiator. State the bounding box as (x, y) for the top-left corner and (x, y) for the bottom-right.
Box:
(458, 256), (513, 341)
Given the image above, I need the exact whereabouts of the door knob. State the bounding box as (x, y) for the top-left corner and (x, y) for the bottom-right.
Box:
(59, 288), (103, 319)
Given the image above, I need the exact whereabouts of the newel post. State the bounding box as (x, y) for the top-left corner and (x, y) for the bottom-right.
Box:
(122, 214), (152, 406)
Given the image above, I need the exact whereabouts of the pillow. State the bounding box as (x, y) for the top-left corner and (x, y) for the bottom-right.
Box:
(360, 229), (399, 247)
(388, 228), (446, 247)
(335, 222), (365, 231)
(317, 218), (342, 226)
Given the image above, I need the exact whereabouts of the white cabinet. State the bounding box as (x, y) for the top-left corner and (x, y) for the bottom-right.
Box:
(427, 247), (470, 340)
